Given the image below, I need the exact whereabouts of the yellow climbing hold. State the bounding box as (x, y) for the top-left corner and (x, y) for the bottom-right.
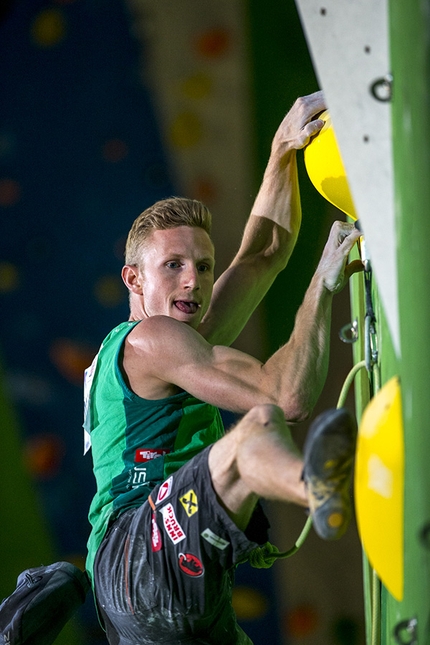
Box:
(304, 110), (357, 220)
(355, 376), (404, 600)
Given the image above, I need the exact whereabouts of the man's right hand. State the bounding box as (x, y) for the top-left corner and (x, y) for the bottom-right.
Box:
(271, 90), (327, 157)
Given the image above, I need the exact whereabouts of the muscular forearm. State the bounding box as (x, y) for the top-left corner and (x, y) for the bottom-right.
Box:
(262, 273), (333, 422)
(250, 148), (301, 262)
(260, 221), (362, 421)
(248, 91), (327, 256)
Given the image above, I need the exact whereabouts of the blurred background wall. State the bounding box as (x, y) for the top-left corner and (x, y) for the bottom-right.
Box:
(0, 1), (364, 643)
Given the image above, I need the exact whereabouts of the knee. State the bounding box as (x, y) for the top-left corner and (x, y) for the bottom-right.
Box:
(244, 403), (284, 428)
(232, 405), (285, 445)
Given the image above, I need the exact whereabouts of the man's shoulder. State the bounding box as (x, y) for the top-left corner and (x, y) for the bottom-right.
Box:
(129, 315), (187, 341)
(123, 316), (196, 398)
(131, 315), (200, 341)
(126, 315), (200, 361)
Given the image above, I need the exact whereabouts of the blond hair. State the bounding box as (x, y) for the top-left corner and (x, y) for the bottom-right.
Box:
(125, 197), (212, 266)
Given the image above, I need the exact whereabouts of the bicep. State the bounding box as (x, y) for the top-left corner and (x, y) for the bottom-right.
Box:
(165, 341), (268, 413)
(134, 317), (270, 413)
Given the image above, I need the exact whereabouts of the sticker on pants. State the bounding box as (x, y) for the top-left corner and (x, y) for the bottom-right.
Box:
(156, 476), (173, 505)
(151, 512), (163, 552)
(179, 489), (198, 517)
(161, 503), (186, 544)
(201, 528), (229, 550)
(178, 553), (204, 577)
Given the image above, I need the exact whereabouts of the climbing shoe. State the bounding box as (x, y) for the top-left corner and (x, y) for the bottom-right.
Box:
(302, 407), (357, 540)
(0, 561), (90, 645)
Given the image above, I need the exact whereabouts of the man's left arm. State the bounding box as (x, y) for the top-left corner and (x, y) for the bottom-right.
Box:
(198, 91), (326, 346)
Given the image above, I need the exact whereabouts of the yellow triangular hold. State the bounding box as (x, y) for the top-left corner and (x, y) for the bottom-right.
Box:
(304, 110), (357, 220)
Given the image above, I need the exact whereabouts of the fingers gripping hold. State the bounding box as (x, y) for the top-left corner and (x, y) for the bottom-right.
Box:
(298, 118), (325, 148)
(272, 91), (327, 153)
(317, 222), (363, 293)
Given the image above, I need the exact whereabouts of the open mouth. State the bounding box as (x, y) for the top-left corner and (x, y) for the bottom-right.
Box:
(174, 301), (200, 315)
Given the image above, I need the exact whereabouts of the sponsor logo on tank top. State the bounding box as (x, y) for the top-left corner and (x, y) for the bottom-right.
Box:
(83, 349), (101, 454)
(178, 553), (204, 577)
(160, 503), (186, 544)
(156, 476), (173, 504)
(135, 448), (170, 463)
(127, 466), (147, 489)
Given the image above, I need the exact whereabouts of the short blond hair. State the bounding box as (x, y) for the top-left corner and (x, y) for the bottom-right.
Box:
(125, 197), (212, 266)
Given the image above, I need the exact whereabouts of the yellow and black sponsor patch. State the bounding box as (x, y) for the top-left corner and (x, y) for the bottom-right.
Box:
(179, 489), (198, 517)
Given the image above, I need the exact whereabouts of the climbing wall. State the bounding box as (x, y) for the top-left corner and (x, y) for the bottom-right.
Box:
(295, 0), (430, 643)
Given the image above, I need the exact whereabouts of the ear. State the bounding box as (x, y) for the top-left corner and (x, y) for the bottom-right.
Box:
(122, 265), (143, 295)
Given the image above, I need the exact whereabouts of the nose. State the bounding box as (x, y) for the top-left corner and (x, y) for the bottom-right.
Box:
(182, 264), (200, 290)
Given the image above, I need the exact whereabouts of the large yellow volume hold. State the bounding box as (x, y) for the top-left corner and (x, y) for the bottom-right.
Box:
(304, 110), (357, 220)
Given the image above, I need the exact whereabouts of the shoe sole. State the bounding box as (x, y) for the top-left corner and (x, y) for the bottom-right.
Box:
(303, 408), (357, 540)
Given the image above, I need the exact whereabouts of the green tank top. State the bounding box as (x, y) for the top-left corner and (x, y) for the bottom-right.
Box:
(84, 321), (224, 579)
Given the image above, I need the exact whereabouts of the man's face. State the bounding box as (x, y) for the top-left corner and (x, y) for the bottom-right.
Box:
(138, 226), (215, 329)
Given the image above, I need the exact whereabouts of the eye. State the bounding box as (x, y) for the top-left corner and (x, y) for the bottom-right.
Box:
(197, 263), (211, 273)
(166, 260), (181, 269)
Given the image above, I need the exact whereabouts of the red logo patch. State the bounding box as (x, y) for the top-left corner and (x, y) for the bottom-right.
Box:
(178, 553), (204, 577)
(151, 512), (162, 552)
(135, 448), (170, 463)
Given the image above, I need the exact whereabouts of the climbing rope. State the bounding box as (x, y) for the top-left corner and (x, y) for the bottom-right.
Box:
(337, 360), (367, 408)
(248, 516), (313, 569)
